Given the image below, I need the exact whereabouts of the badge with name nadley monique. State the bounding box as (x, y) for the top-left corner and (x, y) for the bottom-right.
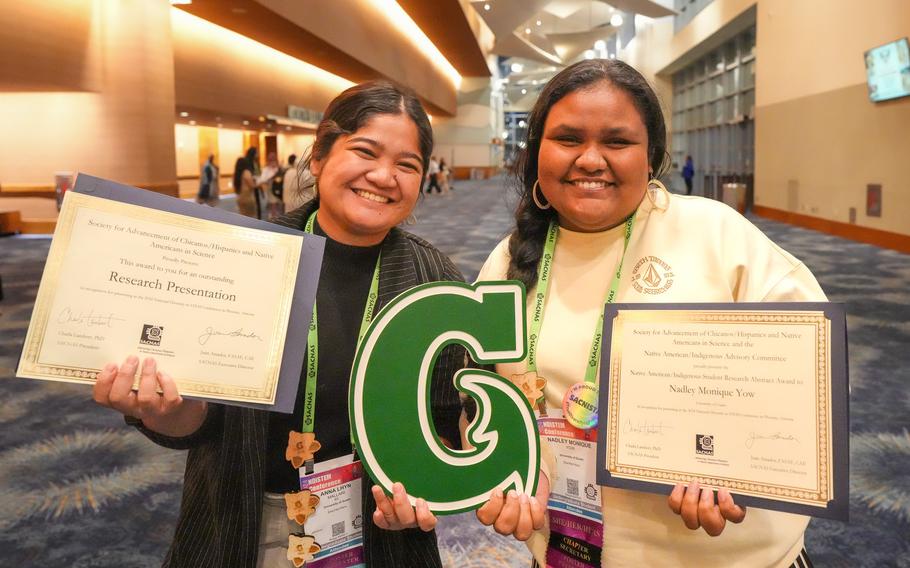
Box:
(349, 281), (540, 514)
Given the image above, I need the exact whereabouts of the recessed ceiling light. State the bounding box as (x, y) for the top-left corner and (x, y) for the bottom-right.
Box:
(525, 27), (531, 34)
(611, 14), (623, 27)
(179, 111), (189, 117)
(531, 80), (538, 85)
(536, 19), (542, 26)
(242, 120), (250, 125)
(594, 39), (606, 50)
(584, 50), (595, 60)
(521, 88), (527, 94)
(483, 3), (490, 11)
(188, 120), (196, 125)
(510, 63), (523, 73)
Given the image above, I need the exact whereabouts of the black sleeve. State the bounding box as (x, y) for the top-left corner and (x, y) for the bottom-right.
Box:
(130, 403), (224, 450)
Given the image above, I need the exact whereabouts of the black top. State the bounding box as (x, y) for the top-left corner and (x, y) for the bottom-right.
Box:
(134, 200), (467, 568)
(265, 218), (382, 493)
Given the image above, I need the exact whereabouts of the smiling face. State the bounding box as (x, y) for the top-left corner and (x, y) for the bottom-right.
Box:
(537, 80), (650, 232)
(310, 113), (424, 246)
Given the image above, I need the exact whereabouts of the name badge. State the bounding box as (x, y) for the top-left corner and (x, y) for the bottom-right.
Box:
(297, 455), (365, 567)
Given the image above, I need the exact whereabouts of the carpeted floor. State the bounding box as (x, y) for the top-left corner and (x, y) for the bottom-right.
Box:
(1, 177), (908, 566)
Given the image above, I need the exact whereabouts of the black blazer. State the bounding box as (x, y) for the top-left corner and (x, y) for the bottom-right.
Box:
(137, 201), (467, 567)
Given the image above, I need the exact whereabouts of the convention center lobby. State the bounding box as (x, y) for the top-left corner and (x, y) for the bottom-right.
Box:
(1, 1), (908, 567)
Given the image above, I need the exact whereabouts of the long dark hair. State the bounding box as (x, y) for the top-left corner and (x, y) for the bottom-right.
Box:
(507, 59), (669, 289)
(233, 146), (258, 194)
(296, 80), (433, 201)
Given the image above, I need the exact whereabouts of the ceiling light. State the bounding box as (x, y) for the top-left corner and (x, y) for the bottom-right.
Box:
(502, 131), (509, 139)
(483, 3), (490, 10)
(510, 63), (523, 73)
(188, 120), (196, 125)
(525, 28), (531, 34)
(518, 120), (527, 127)
(532, 79), (538, 85)
(286, 126), (292, 131)
(242, 120), (250, 125)
(594, 40), (606, 51)
(536, 19), (542, 26)
(217, 123), (223, 128)
(179, 111), (189, 117)
(610, 53), (616, 59)
(611, 14), (623, 27)
(521, 88), (527, 94)
(584, 50), (595, 60)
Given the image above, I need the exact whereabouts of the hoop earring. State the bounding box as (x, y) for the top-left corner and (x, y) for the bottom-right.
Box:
(406, 212), (417, 225)
(646, 178), (669, 209)
(531, 180), (551, 210)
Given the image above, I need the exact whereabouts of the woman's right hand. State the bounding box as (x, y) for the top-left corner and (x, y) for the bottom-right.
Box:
(475, 470), (549, 541)
(93, 356), (207, 438)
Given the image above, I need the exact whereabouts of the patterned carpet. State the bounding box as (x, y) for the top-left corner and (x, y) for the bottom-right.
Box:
(0, 177), (908, 566)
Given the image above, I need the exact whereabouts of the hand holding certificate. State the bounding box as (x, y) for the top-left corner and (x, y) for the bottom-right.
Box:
(596, 303), (849, 521)
(15, 174), (324, 413)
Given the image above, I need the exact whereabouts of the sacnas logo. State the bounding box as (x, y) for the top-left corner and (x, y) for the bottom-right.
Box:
(696, 434), (714, 456)
(140, 324), (163, 346)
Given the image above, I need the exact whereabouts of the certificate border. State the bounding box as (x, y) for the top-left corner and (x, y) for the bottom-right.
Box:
(15, 173), (324, 413)
(595, 302), (848, 521)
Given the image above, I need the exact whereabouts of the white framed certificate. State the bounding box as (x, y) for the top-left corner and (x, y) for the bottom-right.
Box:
(596, 303), (848, 521)
(15, 174), (324, 412)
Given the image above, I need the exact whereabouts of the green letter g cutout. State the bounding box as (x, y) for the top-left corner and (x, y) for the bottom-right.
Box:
(349, 281), (539, 514)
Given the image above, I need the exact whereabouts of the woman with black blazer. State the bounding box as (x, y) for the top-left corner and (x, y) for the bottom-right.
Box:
(93, 81), (466, 568)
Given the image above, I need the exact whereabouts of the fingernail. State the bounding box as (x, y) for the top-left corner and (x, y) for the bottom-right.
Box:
(143, 358), (153, 370)
(507, 490), (517, 500)
(520, 493), (529, 505)
(494, 488), (503, 499)
(701, 487), (712, 501)
(126, 355), (138, 366)
(105, 363), (117, 372)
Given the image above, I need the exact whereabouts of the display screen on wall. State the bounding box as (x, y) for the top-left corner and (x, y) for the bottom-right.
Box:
(864, 38), (910, 102)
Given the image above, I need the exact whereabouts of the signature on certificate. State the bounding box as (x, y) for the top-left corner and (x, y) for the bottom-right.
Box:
(198, 326), (264, 346)
(622, 419), (673, 436)
(745, 431), (800, 449)
(57, 306), (126, 328)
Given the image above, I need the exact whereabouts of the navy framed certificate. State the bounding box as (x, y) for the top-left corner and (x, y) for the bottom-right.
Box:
(15, 174), (324, 413)
(596, 303), (848, 521)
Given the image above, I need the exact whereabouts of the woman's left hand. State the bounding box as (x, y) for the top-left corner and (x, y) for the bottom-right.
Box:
(668, 481), (746, 536)
(371, 482), (437, 532)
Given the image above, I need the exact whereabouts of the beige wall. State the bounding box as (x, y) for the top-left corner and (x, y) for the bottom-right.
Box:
(0, 1), (177, 191)
(261, 0), (459, 115)
(171, 9), (353, 122)
(0, 0), (101, 92)
(623, 0), (910, 237)
(433, 77), (499, 167)
(754, 0), (910, 235)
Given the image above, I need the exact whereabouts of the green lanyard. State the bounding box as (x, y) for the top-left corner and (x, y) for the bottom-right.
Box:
(301, 212), (381, 434)
(528, 214), (636, 384)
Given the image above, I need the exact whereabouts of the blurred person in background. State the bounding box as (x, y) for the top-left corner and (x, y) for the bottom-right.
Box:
(196, 154), (219, 206)
(234, 147), (262, 218)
